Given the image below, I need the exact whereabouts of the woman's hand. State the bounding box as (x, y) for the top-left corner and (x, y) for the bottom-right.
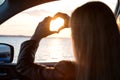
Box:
(53, 12), (70, 32)
(31, 12), (70, 42)
(31, 16), (57, 42)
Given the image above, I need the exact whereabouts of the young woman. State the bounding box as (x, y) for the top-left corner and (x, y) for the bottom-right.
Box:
(17, 1), (120, 80)
(71, 2), (120, 80)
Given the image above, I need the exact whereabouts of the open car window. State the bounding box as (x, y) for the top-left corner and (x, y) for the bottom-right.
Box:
(0, 0), (117, 63)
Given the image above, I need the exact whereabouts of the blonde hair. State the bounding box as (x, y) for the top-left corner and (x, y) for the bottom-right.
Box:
(71, 2), (120, 80)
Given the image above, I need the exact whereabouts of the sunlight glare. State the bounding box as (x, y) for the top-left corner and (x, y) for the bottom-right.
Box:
(117, 15), (120, 31)
(50, 17), (64, 31)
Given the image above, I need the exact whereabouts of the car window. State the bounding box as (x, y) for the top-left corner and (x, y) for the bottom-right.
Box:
(0, 0), (117, 63)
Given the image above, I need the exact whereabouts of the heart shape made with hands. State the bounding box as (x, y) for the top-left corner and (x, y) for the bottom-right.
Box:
(50, 17), (64, 31)
(49, 12), (70, 32)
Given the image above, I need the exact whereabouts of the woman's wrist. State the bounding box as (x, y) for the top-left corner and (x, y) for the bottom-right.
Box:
(30, 34), (43, 42)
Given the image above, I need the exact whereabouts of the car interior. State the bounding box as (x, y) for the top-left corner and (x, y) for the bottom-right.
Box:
(0, 0), (120, 80)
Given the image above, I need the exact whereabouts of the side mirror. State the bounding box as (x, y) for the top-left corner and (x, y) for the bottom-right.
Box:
(0, 43), (14, 63)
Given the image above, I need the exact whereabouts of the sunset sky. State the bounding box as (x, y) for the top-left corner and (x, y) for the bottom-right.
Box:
(0, 0), (117, 38)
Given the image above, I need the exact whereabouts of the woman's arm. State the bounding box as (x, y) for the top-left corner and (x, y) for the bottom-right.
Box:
(16, 13), (70, 80)
(16, 16), (56, 80)
(16, 40), (46, 80)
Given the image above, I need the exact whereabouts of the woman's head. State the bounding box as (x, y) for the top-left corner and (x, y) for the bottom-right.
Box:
(70, 1), (120, 79)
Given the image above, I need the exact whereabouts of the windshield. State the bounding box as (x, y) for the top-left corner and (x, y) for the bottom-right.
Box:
(0, 0), (117, 63)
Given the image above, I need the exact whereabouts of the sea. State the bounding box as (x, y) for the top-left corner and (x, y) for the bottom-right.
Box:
(0, 36), (74, 63)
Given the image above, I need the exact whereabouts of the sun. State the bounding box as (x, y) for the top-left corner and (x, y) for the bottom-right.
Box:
(50, 17), (64, 31)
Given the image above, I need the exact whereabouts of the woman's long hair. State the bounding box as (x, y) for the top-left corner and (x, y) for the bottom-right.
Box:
(70, 2), (120, 80)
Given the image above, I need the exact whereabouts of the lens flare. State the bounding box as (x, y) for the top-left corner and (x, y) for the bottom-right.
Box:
(117, 15), (120, 31)
(50, 17), (64, 31)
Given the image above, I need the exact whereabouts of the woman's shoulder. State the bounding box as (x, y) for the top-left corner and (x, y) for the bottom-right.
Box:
(55, 60), (76, 80)
(43, 60), (76, 80)
(55, 60), (76, 71)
